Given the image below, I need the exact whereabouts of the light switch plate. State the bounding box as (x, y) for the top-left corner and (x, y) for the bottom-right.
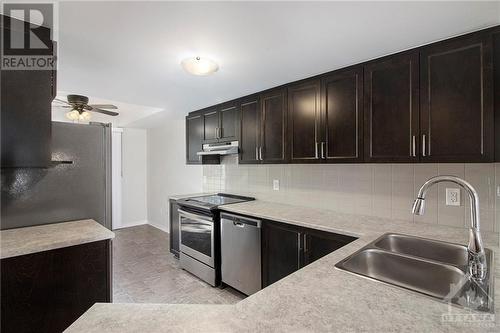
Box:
(273, 179), (280, 191)
(446, 188), (460, 206)
(497, 185), (500, 197)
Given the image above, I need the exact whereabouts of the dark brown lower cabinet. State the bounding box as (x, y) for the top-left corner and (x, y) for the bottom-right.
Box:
(262, 220), (356, 287)
(262, 221), (302, 287)
(169, 199), (180, 258)
(1, 240), (112, 333)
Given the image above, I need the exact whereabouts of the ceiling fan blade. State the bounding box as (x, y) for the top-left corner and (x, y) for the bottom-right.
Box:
(88, 104), (118, 110)
(87, 106), (119, 116)
(54, 98), (70, 105)
(52, 105), (72, 108)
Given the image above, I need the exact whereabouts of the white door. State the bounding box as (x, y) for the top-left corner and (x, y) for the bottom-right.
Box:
(111, 128), (123, 229)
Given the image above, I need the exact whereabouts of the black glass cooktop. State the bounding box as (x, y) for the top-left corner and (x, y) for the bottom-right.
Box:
(178, 193), (254, 211)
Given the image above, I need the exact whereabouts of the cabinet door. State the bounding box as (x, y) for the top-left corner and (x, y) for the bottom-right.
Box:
(219, 102), (239, 142)
(420, 34), (494, 162)
(186, 114), (203, 164)
(169, 200), (180, 258)
(261, 88), (287, 163)
(288, 80), (322, 163)
(203, 109), (219, 143)
(322, 67), (363, 162)
(303, 230), (356, 266)
(262, 221), (302, 287)
(239, 96), (261, 164)
(364, 52), (419, 162)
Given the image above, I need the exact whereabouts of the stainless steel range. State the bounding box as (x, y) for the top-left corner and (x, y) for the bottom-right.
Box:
(176, 193), (254, 286)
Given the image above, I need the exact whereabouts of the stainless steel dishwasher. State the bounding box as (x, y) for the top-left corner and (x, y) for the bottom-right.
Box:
(220, 212), (262, 295)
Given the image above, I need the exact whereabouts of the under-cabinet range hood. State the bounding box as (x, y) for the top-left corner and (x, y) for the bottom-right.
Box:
(197, 141), (239, 156)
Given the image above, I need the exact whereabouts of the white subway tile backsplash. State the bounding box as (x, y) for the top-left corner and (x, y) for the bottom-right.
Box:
(202, 162), (500, 233)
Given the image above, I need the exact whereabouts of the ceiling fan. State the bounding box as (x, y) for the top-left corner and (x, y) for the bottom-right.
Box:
(53, 94), (119, 121)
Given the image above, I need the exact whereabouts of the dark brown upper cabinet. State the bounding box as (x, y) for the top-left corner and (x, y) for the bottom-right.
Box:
(186, 113), (204, 164)
(364, 52), (420, 163)
(288, 79), (322, 163)
(420, 33), (494, 162)
(1, 16), (56, 168)
(201, 101), (240, 144)
(239, 96), (261, 164)
(260, 88), (288, 163)
(321, 66), (364, 163)
(239, 89), (287, 164)
(219, 102), (239, 142)
(202, 108), (219, 143)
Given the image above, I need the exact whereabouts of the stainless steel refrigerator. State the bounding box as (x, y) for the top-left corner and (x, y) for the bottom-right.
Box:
(1, 121), (112, 230)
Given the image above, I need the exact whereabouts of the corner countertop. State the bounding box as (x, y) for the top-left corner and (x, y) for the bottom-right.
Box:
(66, 201), (500, 332)
(1, 219), (115, 259)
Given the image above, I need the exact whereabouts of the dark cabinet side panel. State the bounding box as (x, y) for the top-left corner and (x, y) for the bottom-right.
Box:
(169, 200), (180, 258)
(322, 67), (363, 162)
(239, 97), (261, 164)
(261, 88), (288, 163)
(1, 240), (111, 333)
(364, 52), (419, 162)
(262, 221), (301, 287)
(186, 114), (204, 164)
(492, 30), (500, 162)
(1, 69), (53, 168)
(288, 80), (321, 163)
(420, 34), (494, 162)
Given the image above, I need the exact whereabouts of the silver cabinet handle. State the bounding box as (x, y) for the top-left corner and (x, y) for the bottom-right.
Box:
(215, 127), (218, 139)
(259, 147), (263, 161)
(255, 147), (259, 161)
(303, 234), (308, 252)
(422, 134), (426, 157)
(218, 127), (222, 139)
(321, 142), (326, 159)
(315, 142), (319, 159)
(412, 135), (416, 157)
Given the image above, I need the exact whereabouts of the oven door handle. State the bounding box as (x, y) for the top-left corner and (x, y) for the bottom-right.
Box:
(178, 209), (214, 223)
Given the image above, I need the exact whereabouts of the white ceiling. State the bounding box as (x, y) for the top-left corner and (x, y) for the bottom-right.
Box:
(56, 1), (500, 128)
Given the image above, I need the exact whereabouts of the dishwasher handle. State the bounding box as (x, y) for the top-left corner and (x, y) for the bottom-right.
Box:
(221, 213), (261, 228)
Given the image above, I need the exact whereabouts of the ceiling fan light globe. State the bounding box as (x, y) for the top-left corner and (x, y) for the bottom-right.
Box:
(66, 110), (80, 121)
(181, 57), (219, 76)
(79, 111), (92, 121)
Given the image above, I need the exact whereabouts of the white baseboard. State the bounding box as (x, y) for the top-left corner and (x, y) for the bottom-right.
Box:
(148, 221), (169, 233)
(112, 219), (148, 230)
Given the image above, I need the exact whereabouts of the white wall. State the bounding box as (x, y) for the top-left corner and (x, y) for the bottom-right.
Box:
(147, 113), (203, 232)
(120, 128), (148, 227)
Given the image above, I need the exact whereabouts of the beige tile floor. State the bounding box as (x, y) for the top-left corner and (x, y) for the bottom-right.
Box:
(112, 224), (244, 304)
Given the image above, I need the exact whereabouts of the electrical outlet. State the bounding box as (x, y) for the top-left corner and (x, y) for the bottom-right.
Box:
(446, 188), (460, 206)
(497, 185), (500, 198)
(273, 179), (280, 191)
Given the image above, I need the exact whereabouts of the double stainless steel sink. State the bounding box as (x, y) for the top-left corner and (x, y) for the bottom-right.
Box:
(336, 233), (494, 312)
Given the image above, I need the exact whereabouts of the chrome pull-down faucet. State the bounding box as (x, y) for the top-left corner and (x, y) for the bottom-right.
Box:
(412, 175), (487, 281)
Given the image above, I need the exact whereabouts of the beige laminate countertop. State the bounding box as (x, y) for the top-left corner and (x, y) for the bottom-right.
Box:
(1, 219), (115, 259)
(66, 201), (500, 333)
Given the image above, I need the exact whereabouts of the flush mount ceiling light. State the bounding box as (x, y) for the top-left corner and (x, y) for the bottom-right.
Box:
(181, 56), (219, 76)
